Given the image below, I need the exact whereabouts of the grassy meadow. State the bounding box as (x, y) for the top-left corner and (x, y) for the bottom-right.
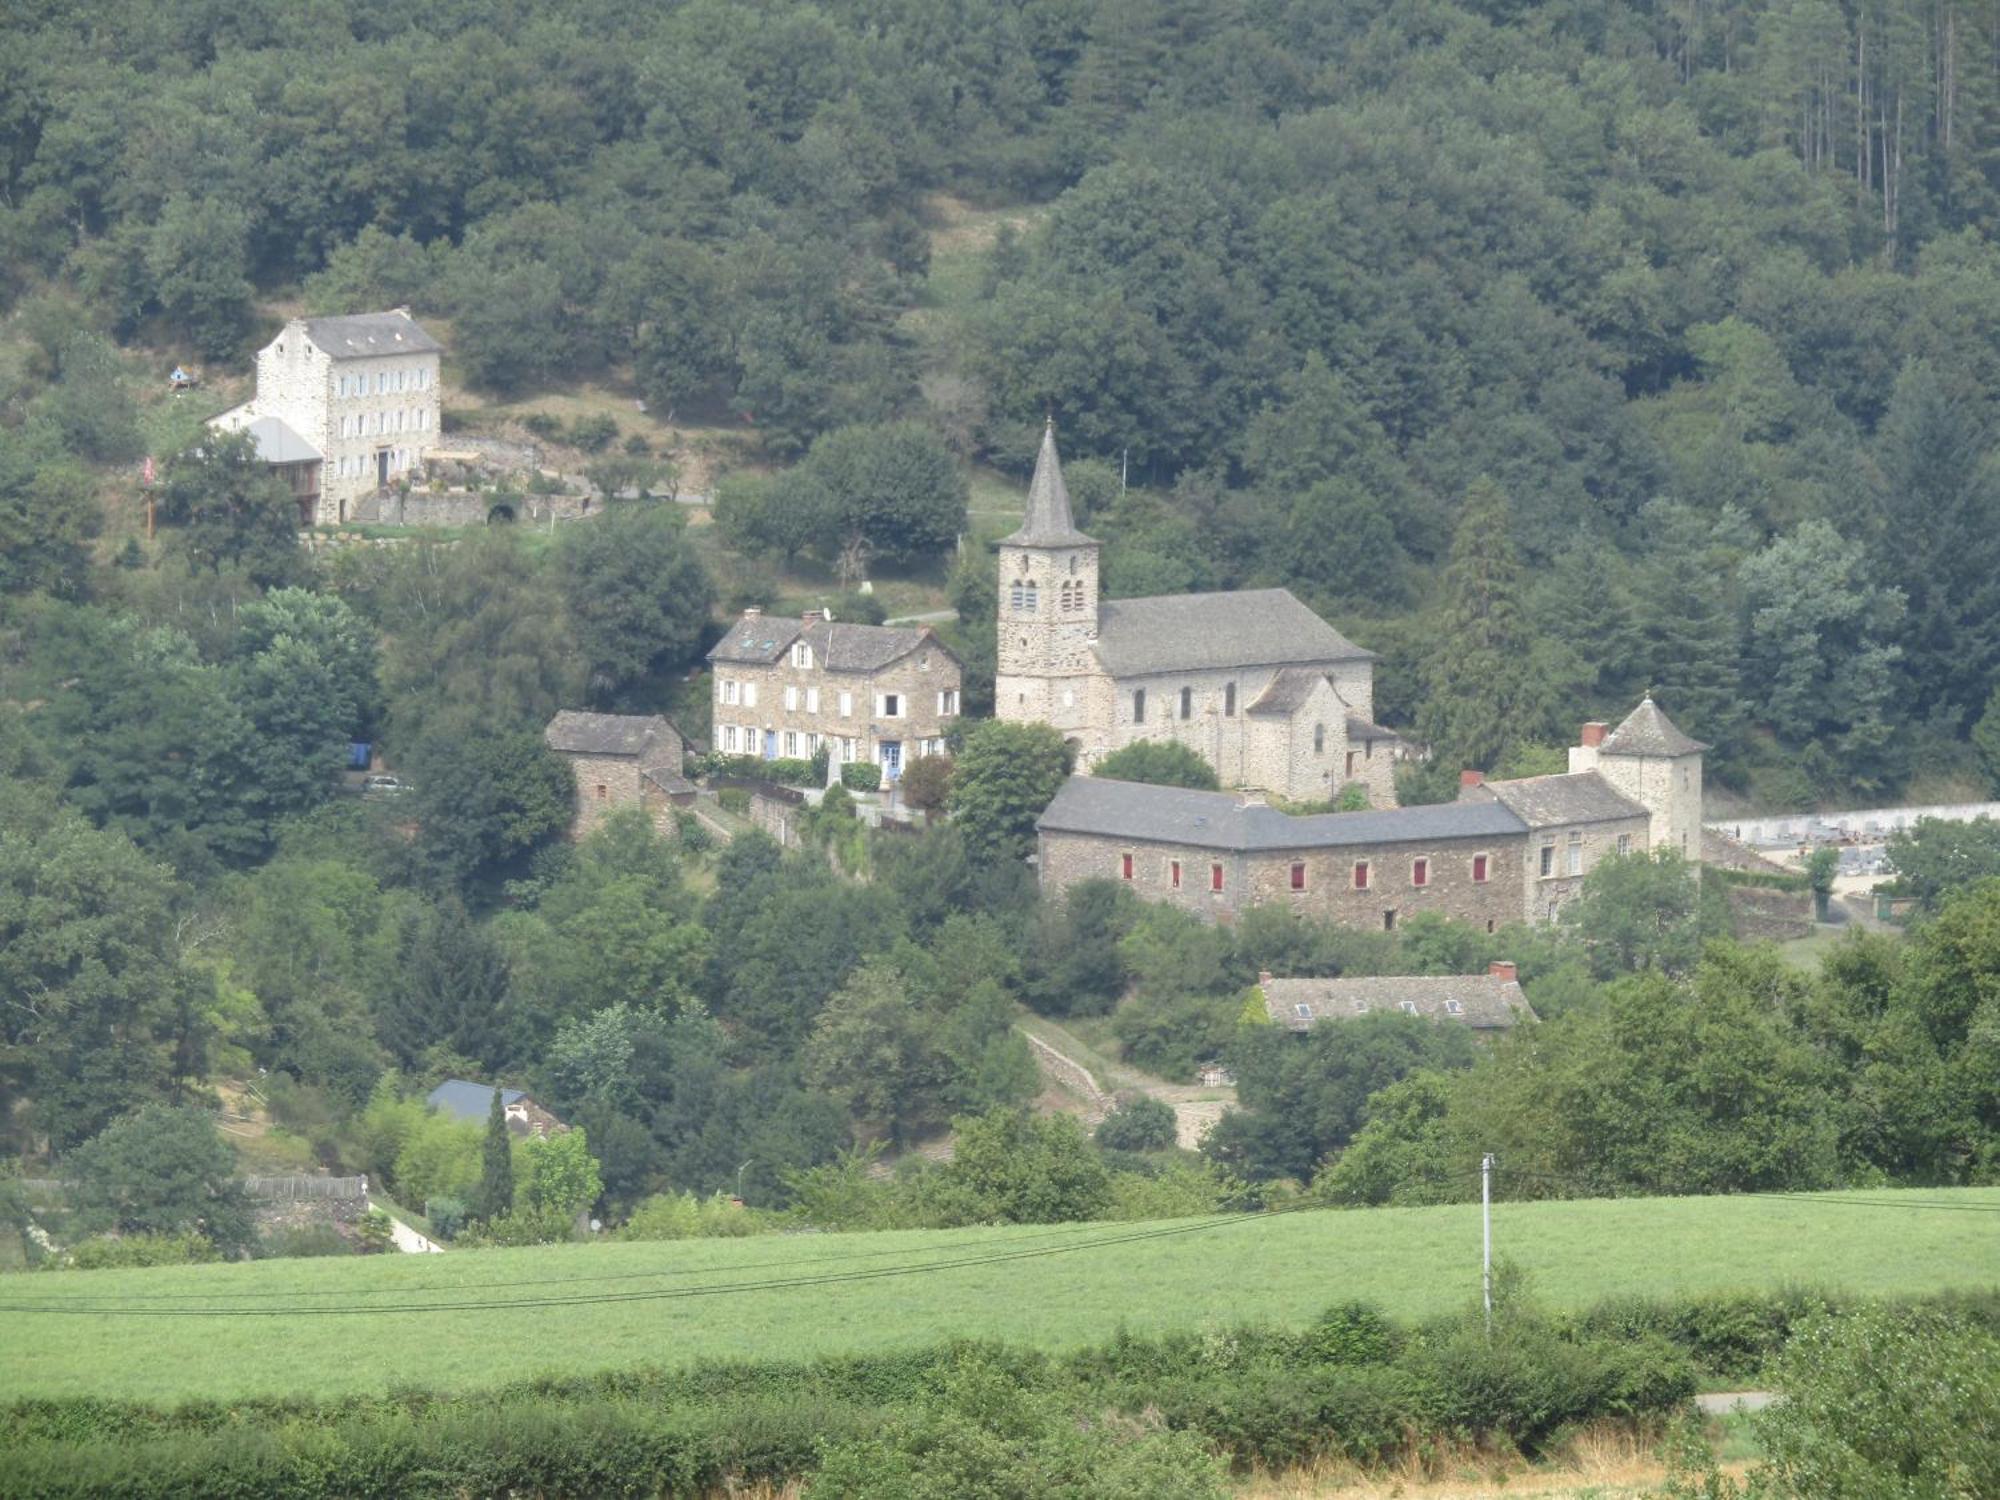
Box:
(3, 1188), (1996, 1405)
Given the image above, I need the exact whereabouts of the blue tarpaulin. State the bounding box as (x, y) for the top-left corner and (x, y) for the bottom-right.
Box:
(348, 741), (371, 769)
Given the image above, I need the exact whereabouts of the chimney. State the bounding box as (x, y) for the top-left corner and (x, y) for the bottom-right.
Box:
(801, 608), (822, 623)
(1580, 722), (1608, 748)
(743, 606), (763, 619)
(1258, 970), (1274, 989)
(1460, 769), (1485, 788)
(1488, 960), (1518, 983)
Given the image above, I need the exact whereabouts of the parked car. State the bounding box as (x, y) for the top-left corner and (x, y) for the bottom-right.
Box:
(361, 774), (410, 797)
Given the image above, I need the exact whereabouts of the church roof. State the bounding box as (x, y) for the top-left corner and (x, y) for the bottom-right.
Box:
(1600, 697), (1708, 757)
(1001, 420), (1095, 547)
(1037, 776), (1525, 852)
(1094, 589), (1374, 677)
(1476, 770), (1647, 829)
(1246, 666), (1338, 717)
(304, 309), (443, 359)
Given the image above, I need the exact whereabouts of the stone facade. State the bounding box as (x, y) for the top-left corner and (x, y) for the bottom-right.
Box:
(1036, 698), (1708, 934)
(543, 711), (691, 837)
(211, 310), (443, 526)
(708, 609), (962, 781)
(995, 423), (1407, 804)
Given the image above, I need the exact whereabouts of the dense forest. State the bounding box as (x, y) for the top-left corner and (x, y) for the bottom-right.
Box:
(6, 0), (2000, 1250)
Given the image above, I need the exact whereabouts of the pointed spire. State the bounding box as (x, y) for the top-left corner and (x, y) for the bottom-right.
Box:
(1004, 418), (1096, 547)
(1600, 696), (1709, 757)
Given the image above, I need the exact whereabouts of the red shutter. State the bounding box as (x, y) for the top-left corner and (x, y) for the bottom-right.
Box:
(1354, 861), (1369, 890)
(1169, 860), (1181, 888)
(1473, 854), (1488, 883)
(1290, 862), (1306, 891)
(1121, 853), (1134, 881)
(1413, 859), (1429, 887)
(1210, 863), (1224, 892)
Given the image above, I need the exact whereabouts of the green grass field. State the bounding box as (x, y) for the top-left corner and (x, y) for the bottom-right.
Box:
(5, 1188), (1995, 1405)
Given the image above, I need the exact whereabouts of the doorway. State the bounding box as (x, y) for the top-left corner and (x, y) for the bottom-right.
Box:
(376, 449), (390, 489)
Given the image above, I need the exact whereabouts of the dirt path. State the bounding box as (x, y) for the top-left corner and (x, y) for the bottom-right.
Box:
(370, 1201), (444, 1254)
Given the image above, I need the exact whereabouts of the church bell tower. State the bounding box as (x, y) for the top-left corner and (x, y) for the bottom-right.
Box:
(995, 420), (1100, 733)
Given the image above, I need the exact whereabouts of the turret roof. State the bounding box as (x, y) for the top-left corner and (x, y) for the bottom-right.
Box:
(1600, 696), (1709, 757)
(1002, 420), (1096, 547)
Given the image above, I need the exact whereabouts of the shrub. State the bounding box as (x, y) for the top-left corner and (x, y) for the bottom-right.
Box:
(1095, 1096), (1179, 1152)
(257, 1223), (354, 1259)
(520, 412), (563, 440)
(356, 1208), (393, 1253)
(58, 1232), (219, 1270)
(841, 762), (881, 792)
(620, 1191), (774, 1240)
(424, 1196), (469, 1241)
(718, 788), (751, 815)
(569, 413), (619, 452)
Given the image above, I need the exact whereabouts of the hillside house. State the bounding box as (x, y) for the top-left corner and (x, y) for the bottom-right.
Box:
(210, 309), (443, 525)
(543, 710), (692, 836)
(426, 1080), (566, 1137)
(1258, 962), (1537, 1039)
(707, 609), (962, 782)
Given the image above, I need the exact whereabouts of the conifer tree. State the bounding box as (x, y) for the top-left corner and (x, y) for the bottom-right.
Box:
(1418, 477), (1532, 774)
(476, 1088), (514, 1223)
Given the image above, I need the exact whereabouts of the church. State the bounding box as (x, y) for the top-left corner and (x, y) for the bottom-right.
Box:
(995, 422), (1408, 805)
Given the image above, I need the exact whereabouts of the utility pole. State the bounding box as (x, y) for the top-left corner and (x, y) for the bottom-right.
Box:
(1481, 1153), (1495, 1338)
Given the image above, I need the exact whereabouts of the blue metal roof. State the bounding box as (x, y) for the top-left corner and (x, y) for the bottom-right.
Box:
(426, 1079), (526, 1122)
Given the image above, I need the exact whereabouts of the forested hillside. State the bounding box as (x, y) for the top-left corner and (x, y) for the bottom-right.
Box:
(10, 0), (2000, 801)
(7, 0), (2000, 1253)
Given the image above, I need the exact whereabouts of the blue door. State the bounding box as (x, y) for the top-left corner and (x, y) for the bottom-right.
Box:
(763, 730), (777, 760)
(880, 740), (902, 780)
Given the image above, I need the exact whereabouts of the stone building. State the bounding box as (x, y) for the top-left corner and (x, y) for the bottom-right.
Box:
(1258, 962), (1537, 1039)
(210, 309), (443, 525)
(1035, 697), (1706, 931)
(707, 609), (963, 782)
(995, 421), (1409, 804)
(543, 710), (692, 836)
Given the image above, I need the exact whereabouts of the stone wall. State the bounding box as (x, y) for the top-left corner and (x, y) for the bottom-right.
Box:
(1040, 827), (1525, 931)
(563, 751), (648, 837)
(353, 488), (595, 527)
(1515, 814), (1649, 923)
(1724, 882), (1814, 941)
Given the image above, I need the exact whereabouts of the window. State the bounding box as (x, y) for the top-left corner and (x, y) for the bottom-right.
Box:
(1224, 682), (1236, 716)
(807, 733), (822, 753)
(1567, 830), (1583, 876)
(1445, 1000), (1464, 1015)
(723, 726), (739, 751)
(1539, 843), (1555, 877)
(792, 642), (813, 668)
(1472, 854), (1489, 883)
(1010, 580), (1026, 609)
(805, 688), (819, 714)
(1120, 853), (1134, 881)
(743, 683), (757, 707)
(1294, 1003), (1313, 1020)
(1617, 833), (1631, 855)
(1290, 862), (1307, 891)
(1399, 1000), (1419, 1015)
(784, 686), (798, 711)
(1023, 581), (1038, 612)
(723, 679), (740, 706)
(1314, 723), (1326, 754)
(1382, 909), (1397, 931)
(844, 738), (858, 760)
(1133, 688), (1146, 724)
(1179, 686), (1192, 720)
(880, 693), (902, 718)
(1210, 863), (1225, 893)
(594, 784), (608, 801)
(783, 731), (798, 756)
(1346, 750), (1357, 776)
(839, 691), (854, 717)
(1169, 860), (1182, 889)
(938, 689), (958, 715)
(1353, 861), (1370, 890)
(1412, 858), (1429, 887)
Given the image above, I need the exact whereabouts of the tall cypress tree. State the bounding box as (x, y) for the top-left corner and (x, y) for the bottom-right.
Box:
(477, 1088), (514, 1223)
(1419, 477), (1532, 774)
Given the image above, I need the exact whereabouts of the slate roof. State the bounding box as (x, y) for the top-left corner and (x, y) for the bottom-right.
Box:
(243, 415), (319, 465)
(643, 764), (696, 797)
(1478, 770), (1647, 829)
(1600, 696), (1708, 757)
(427, 1080), (525, 1122)
(1246, 666), (1336, 717)
(1036, 776), (1526, 852)
(1346, 713), (1403, 742)
(706, 613), (957, 673)
(1094, 589), (1374, 677)
(1002, 420), (1095, 548)
(544, 711), (679, 761)
(304, 309), (443, 359)
(1260, 975), (1536, 1033)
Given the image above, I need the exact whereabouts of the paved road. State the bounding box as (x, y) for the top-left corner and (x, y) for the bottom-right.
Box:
(1696, 1391), (1776, 1414)
(370, 1201), (445, 1254)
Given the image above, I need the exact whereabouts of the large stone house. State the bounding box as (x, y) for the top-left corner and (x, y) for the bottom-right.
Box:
(210, 309), (443, 525)
(1035, 698), (1705, 930)
(996, 422), (1409, 805)
(707, 609), (962, 782)
(543, 710), (693, 836)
